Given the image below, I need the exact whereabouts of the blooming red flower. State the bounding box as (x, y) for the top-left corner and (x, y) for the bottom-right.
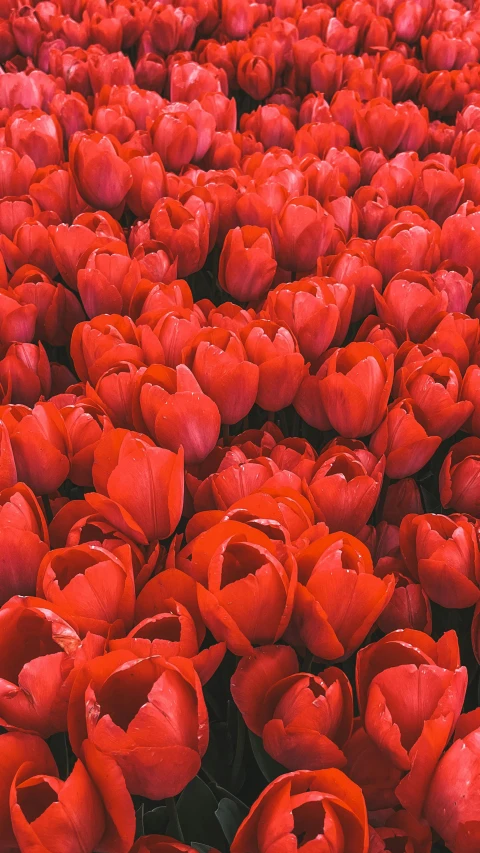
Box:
(68, 652), (208, 800)
(231, 644), (353, 770)
(231, 769), (369, 853)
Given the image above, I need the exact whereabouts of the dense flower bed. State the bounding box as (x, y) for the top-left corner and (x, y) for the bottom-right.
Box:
(1, 0), (480, 849)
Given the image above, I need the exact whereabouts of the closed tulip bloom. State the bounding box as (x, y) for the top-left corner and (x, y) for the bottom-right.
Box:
(183, 328), (259, 425)
(10, 742), (134, 853)
(343, 725), (403, 811)
(0, 732), (57, 850)
(89, 429), (184, 545)
(6, 402), (71, 495)
(400, 512), (480, 608)
(370, 398), (442, 478)
(291, 531), (394, 661)
(196, 531), (297, 656)
(0, 596), (104, 736)
(240, 320), (307, 412)
(317, 343), (394, 438)
(374, 271), (448, 342)
(69, 131), (132, 211)
(0, 483), (49, 605)
(68, 653), (208, 800)
(36, 543), (136, 637)
(305, 442), (385, 535)
(231, 644), (353, 770)
(70, 315), (143, 386)
(439, 437), (480, 517)
(237, 53), (276, 101)
(150, 111), (197, 173)
(440, 209), (480, 280)
(133, 363), (221, 465)
(0, 342), (51, 408)
(5, 110), (63, 170)
(375, 221), (441, 283)
(358, 633), (467, 817)
(273, 196), (335, 273)
(218, 226), (277, 302)
(376, 573), (432, 635)
(425, 726), (480, 853)
(149, 197), (209, 278)
(264, 277), (347, 364)
(124, 153), (168, 220)
(395, 355), (473, 440)
(231, 769), (369, 853)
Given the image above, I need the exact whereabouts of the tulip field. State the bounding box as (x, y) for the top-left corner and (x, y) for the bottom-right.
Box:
(2, 0), (480, 850)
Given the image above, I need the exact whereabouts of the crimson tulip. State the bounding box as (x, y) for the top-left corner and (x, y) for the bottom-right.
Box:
(231, 644), (353, 770)
(231, 769), (369, 853)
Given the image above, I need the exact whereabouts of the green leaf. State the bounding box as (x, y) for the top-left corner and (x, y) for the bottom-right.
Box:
(248, 730), (286, 782)
(215, 798), (248, 845)
(171, 776), (225, 851)
(144, 806), (168, 834)
(135, 803), (144, 838)
(191, 845), (211, 853)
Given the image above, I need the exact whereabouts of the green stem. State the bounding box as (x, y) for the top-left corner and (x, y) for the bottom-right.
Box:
(166, 797), (184, 843)
(230, 711), (246, 792)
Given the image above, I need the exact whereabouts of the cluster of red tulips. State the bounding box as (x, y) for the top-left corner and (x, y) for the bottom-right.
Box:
(1, 0), (480, 849)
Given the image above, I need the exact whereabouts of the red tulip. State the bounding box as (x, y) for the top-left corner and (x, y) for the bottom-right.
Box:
(382, 478), (424, 527)
(273, 196), (335, 273)
(36, 542), (136, 637)
(195, 529), (297, 655)
(305, 441), (385, 535)
(182, 328), (259, 424)
(231, 644), (353, 770)
(149, 197), (209, 278)
(375, 221), (441, 283)
(395, 354), (473, 440)
(318, 343), (394, 438)
(440, 209), (480, 280)
(0, 483), (49, 605)
(132, 363), (220, 464)
(10, 741), (135, 853)
(218, 225), (277, 302)
(461, 364), (480, 437)
(290, 531), (394, 660)
(370, 398), (442, 478)
(3, 402), (71, 495)
(344, 725), (403, 811)
(68, 652), (208, 800)
(239, 320), (307, 412)
(110, 606), (225, 685)
(5, 109), (63, 170)
(369, 812), (432, 853)
(439, 437), (480, 517)
(231, 769), (369, 853)
(0, 596), (104, 736)
(373, 271), (448, 342)
(70, 314), (143, 386)
(264, 276), (351, 363)
(425, 726), (480, 853)
(0, 732), (57, 850)
(237, 53), (276, 100)
(400, 512), (480, 608)
(357, 628), (466, 815)
(89, 429), (184, 545)
(69, 131), (132, 211)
